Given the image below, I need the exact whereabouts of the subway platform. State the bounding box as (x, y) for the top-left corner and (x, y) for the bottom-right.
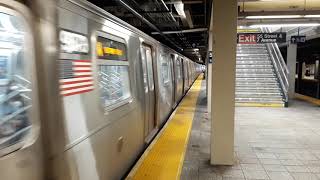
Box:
(127, 75), (320, 180)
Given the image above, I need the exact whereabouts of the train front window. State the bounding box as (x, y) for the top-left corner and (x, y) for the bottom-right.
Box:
(0, 12), (32, 151)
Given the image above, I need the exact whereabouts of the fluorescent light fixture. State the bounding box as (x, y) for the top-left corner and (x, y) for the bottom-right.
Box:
(259, 0), (289, 1)
(304, 15), (320, 18)
(246, 15), (302, 19)
(174, 2), (186, 18)
(250, 23), (320, 28)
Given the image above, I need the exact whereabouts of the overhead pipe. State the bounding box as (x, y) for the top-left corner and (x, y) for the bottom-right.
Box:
(159, 0), (177, 22)
(151, 28), (208, 34)
(117, 0), (183, 50)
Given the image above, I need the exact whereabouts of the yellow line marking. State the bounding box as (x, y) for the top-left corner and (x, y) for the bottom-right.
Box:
(126, 75), (203, 180)
(295, 93), (320, 106)
(235, 102), (284, 107)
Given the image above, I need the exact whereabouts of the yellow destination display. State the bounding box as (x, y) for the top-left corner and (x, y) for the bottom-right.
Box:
(96, 36), (127, 61)
(104, 47), (123, 56)
(96, 42), (104, 56)
(96, 42), (124, 56)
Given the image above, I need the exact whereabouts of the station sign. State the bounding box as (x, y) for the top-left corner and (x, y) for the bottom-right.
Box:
(290, 35), (306, 44)
(237, 33), (286, 44)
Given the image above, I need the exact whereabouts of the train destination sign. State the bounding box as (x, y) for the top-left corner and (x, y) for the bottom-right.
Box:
(237, 33), (286, 44)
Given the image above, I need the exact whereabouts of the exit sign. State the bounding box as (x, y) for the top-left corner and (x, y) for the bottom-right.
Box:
(237, 34), (257, 44)
(237, 33), (286, 44)
(290, 36), (306, 44)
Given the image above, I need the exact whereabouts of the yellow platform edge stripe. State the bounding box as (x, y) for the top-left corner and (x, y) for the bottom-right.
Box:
(295, 93), (320, 106)
(126, 75), (203, 180)
(235, 102), (284, 107)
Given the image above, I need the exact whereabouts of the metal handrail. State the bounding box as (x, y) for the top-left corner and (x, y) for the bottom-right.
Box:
(262, 27), (289, 103)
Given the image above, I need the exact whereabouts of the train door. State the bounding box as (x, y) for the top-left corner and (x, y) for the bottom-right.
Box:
(172, 56), (183, 105)
(0, 1), (43, 180)
(141, 44), (156, 141)
(170, 54), (177, 108)
(183, 59), (189, 92)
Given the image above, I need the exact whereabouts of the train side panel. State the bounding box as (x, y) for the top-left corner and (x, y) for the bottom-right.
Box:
(55, 1), (145, 179)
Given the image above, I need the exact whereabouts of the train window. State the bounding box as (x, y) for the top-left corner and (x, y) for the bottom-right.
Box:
(96, 33), (131, 111)
(176, 60), (182, 79)
(161, 62), (170, 84)
(0, 12), (33, 151)
(98, 66), (131, 109)
(96, 36), (127, 61)
(59, 30), (89, 54)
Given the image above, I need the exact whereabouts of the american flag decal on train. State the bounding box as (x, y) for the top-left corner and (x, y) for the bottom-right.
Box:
(59, 60), (94, 96)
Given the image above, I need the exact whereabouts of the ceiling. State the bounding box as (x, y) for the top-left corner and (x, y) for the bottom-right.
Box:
(87, 0), (320, 63)
(238, 0), (320, 31)
(88, 0), (212, 64)
(238, 0), (320, 12)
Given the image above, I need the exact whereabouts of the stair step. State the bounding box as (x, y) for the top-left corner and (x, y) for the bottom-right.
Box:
(237, 57), (271, 61)
(237, 64), (273, 69)
(235, 97), (284, 103)
(237, 47), (267, 50)
(237, 50), (269, 54)
(237, 77), (277, 81)
(236, 87), (281, 91)
(236, 68), (274, 74)
(237, 61), (271, 65)
(236, 74), (276, 78)
(237, 54), (269, 57)
(236, 91), (282, 96)
(237, 44), (266, 47)
(236, 84), (279, 88)
(236, 90), (281, 94)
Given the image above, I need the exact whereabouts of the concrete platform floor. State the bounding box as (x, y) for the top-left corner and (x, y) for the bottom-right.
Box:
(182, 81), (320, 180)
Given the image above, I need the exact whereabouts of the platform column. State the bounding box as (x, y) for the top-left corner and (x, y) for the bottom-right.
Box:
(316, 60), (320, 98)
(210, 0), (237, 165)
(287, 43), (297, 101)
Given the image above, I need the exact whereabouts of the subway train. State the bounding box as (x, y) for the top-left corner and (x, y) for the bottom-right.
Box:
(0, 0), (203, 179)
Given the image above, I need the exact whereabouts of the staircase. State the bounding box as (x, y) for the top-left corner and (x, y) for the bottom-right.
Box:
(236, 43), (286, 107)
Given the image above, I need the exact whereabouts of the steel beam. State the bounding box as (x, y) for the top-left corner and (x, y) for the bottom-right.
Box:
(151, 28), (207, 34)
(165, 0), (203, 4)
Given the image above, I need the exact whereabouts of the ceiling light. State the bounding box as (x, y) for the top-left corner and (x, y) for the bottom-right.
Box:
(304, 15), (320, 18)
(259, 0), (290, 1)
(250, 23), (320, 28)
(174, 2), (186, 18)
(246, 15), (302, 19)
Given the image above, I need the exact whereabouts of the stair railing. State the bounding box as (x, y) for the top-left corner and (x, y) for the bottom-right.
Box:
(262, 27), (289, 105)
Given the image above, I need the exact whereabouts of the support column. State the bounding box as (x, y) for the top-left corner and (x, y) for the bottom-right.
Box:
(210, 0), (237, 165)
(315, 60), (320, 98)
(206, 10), (213, 118)
(287, 43), (297, 100)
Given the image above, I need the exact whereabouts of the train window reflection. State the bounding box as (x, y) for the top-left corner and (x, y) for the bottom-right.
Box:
(176, 60), (182, 79)
(161, 62), (169, 84)
(99, 65), (131, 109)
(0, 12), (32, 151)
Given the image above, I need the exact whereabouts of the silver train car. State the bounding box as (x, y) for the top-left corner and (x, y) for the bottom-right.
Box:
(0, 0), (203, 179)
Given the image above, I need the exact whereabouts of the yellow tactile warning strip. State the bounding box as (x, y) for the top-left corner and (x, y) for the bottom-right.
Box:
(295, 93), (320, 106)
(126, 75), (203, 180)
(235, 102), (284, 107)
